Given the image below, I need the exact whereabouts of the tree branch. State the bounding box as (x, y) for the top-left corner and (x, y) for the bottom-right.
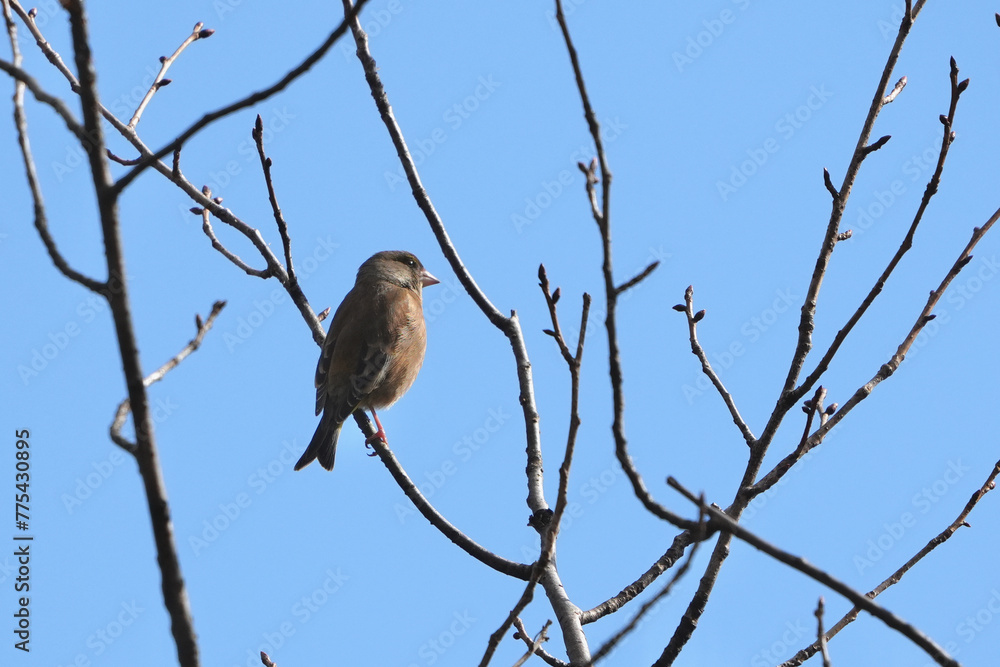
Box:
(780, 458), (1000, 667)
(62, 1), (199, 663)
(668, 478), (959, 667)
(111, 301), (227, 452)
(555, 0), (696, 532)
(675, 285), (755, 448)
(112, 0), (370, 193)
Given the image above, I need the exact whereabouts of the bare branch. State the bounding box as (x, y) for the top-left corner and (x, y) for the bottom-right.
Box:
(679, 285), (756, 448)
(780, 459), (1000, 667)
(658, 10), (932, 660)
(253, 114), (297, 284)
(199, 204), (273, 278)
(361, 429), (531, 581)
(62, 1), (199, 662)
(113, 0), (371, 193)
(815, 597), (832, 667)
(111, 301), (227, 452)
(339, 0), (551, 530)
(794, 55), (968, 405)
(129, 22), (213, 129)
(772, 6), (919, 419)
(615, 260), (659, 295)
(512, 618), (566, 667)
(580, 530), (697, 624)
(511, 621), (553, 667)
(586, 509), (706, 666)
(479, 567), (544, 667)
(554, 0), (696, 533)
(2, 2), (104, 294)
(668, 478), (959, 667)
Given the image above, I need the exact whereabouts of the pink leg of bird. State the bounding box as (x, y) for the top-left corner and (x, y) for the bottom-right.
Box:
(364, 408), (388, 449)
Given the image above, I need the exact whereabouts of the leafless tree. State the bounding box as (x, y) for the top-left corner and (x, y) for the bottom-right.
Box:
(3, 1), (998, 665)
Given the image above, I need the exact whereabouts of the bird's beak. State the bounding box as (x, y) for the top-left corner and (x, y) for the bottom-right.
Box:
(421, 269), (440, 287)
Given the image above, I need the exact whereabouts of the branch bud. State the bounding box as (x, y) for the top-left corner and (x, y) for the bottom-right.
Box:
(692, 309), (706, 323)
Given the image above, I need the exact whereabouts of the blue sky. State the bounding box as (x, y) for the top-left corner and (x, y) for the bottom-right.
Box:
(2, 1), (1000, 666)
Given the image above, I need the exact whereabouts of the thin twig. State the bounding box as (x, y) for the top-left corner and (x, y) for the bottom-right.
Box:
(362, 432), (531, 581)
(793, 57), (967, 413)
(586, 508), (706, 666)
(815, 597), (832, 667)
(511, 621), (553, 667)
(253, 114), (297, 285)
(200, 204), (272, 278)
(615, 260), (659, 295)
(481, 280), (592, 666)
(555, 0), (696, 533)
(512, 618), (566, 667)
(111, 301), (227, 452)
(658, 10), (928, 661)
(129, 21), (213, 129)
(62, 2), (200, 663)
(2, 0), (104, 294)
(780, 458), (1000, 667)
(678, 285), (756, 448)
(774, 6), (922, 409)
(479, 565), (545, 667)
(668, 478), (959, 667)
(340, 0), (551, 529)
(113, 0), (370, 193)
(580, 530), (698, 624)
(8, 2), (325, 344)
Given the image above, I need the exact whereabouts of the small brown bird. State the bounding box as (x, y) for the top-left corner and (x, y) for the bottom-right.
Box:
(295, 250), (439, 471)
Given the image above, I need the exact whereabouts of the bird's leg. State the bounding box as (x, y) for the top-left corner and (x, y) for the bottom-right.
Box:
(364, 408), (388, 454)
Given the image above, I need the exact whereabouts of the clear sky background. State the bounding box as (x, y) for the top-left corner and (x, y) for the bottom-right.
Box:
(2, 1), (1000, 666)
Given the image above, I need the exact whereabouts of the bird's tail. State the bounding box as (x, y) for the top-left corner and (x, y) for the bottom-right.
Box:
(294, 416), (342, 471)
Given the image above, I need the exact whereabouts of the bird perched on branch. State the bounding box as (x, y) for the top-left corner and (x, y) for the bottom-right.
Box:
(295, 250), (439, 471)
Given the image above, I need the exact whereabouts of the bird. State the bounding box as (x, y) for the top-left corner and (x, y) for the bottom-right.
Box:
(294, 250), (439, 471)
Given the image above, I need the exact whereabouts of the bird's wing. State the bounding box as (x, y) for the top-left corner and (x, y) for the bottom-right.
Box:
(314, 326), (339, 416)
